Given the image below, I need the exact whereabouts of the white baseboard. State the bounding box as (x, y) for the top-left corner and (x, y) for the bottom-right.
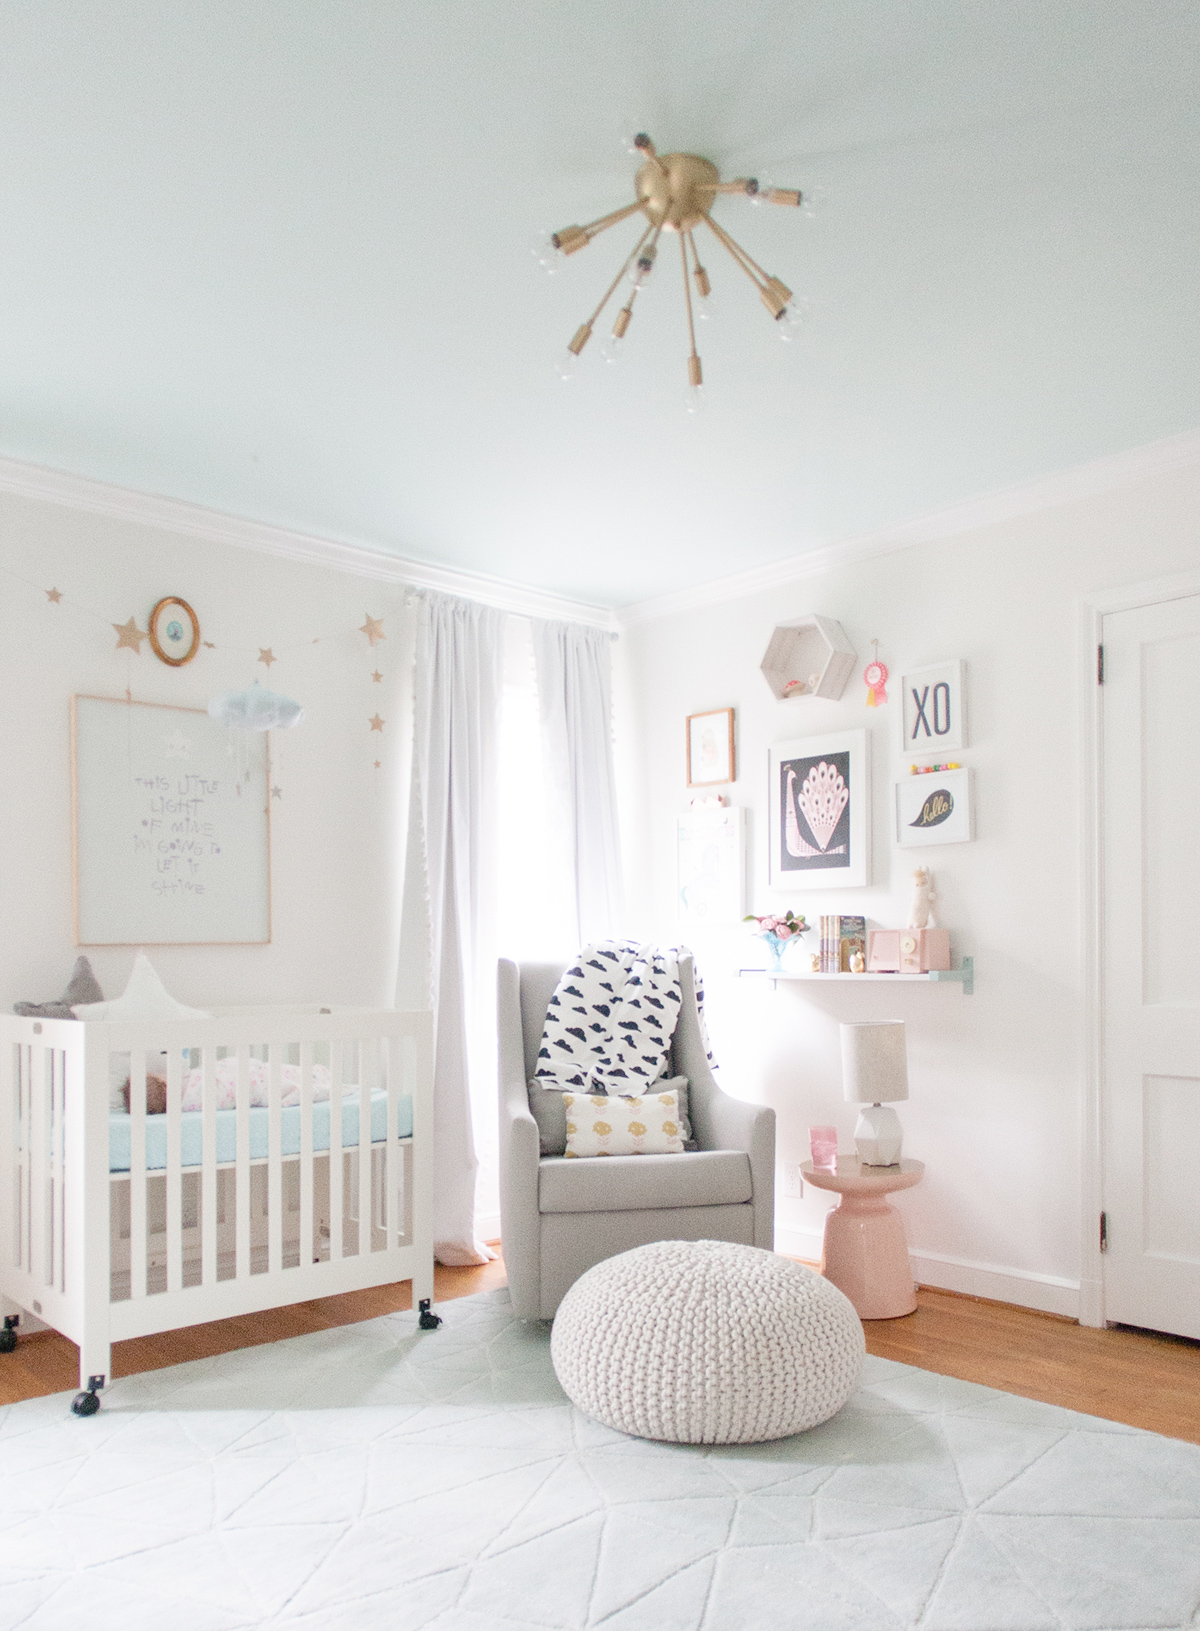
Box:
(475, 1210), (502, 1246)
(774, 1225), (823, 1263)
(907, 1249), (1080, 1319)
(773, 1227), (1081, 1319)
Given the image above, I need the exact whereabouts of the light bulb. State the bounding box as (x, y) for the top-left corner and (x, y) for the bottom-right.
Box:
(775, 297), (808, 343)
(529, 229), (560, 275)
(628, 242), (657, 286)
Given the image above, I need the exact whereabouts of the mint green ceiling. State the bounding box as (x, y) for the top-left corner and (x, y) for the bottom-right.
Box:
(2, 1), (1198, 606)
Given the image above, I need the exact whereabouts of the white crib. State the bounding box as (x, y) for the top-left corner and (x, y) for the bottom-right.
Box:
(0, 1006), (435, 1411)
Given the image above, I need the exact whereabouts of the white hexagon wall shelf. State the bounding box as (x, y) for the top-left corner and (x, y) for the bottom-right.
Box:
(761, 615), (858, 701)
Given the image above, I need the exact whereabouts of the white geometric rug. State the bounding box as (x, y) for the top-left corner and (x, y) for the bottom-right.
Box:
(2, 1287), (1200, 1631)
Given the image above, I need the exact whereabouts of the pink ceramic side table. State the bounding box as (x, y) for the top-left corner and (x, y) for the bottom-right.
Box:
(801, 1156), (924, 1319)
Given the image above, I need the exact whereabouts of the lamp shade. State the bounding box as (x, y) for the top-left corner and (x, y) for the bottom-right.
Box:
(841, 1021), (908, 1104)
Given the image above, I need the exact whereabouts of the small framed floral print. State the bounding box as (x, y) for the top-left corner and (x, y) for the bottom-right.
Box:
(687, 708), (735, 787)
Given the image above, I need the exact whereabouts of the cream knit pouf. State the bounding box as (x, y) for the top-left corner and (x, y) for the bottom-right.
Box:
(550, 1239), (865, 1445)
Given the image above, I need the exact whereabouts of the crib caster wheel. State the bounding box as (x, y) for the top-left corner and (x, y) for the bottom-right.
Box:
(0, 1316), (17, 1354)
(71, 1375), (105, 1417)
(417, 1298), (442, 1331)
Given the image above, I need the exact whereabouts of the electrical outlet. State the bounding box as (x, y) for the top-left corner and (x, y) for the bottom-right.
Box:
(783, 1164), (803, 1200)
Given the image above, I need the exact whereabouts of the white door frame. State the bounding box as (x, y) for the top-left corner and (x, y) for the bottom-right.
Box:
(1079, 565), (1200, 1328)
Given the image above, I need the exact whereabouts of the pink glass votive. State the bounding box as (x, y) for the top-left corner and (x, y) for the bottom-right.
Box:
(809, 1126), (838, 1172)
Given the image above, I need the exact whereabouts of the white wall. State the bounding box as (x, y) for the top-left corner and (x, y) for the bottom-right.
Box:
(0, 488), (411, 1015)
(615, 452), (1200, 1316)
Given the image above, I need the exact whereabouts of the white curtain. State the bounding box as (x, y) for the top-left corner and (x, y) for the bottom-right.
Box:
(531, 619), (623, 946)
(397, 591), (505, 1265)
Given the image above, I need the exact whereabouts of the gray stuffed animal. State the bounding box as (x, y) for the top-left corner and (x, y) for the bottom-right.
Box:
(14, 955), (104, 1019)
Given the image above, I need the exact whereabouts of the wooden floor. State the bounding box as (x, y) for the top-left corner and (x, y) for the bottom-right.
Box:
(864, 1285), (1200, 1445)
(2, 1252), (1198, 1446)
(0, 1252), (508, 1407)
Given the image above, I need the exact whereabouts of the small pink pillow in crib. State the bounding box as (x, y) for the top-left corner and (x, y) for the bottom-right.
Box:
(179, 1058), (333, 1112)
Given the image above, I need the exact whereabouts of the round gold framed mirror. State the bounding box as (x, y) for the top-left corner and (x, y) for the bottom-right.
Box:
(148, 596), (200, 667)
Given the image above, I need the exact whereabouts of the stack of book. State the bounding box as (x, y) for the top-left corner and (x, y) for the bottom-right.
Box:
(818, 914), (867, 973)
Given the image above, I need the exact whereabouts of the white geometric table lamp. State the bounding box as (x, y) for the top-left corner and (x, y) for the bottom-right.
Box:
(841, 1021), (909, 1166)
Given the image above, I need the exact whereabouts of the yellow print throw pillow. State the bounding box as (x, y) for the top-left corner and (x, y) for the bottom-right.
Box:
(563, 1089), (685, 1158)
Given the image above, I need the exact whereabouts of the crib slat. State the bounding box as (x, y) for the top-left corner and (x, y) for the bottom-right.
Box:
(235, 1044), (250, 1281)
(358, 1040), (372, 1259)
(384, 1034), (398, 1250)
(165, 1047), (183, 1294)
(299, 1042), (313, 1271)
(52, 1050), (66, 1293)
(12, 1046), (28, 1273)
(328, 1040), (343, 1263)
(129, 1052), (148, 1299)
(267, 1041), (282, 1277)
(0, 1042), (16, 1274)
(29, 1044), (47, 1288)
(201, 1049), (217, 1287)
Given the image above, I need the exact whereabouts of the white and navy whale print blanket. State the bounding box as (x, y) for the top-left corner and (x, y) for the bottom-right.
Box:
(534, 940), (710, 1095)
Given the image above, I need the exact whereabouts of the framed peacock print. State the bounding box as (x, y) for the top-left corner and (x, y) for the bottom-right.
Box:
(768, 729), (871, 890)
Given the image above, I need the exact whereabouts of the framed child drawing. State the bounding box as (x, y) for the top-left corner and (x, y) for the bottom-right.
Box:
(768, 729), (871, 889)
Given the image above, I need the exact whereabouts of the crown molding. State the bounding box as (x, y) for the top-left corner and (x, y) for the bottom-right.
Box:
(0, 455), (617, 630)
(615, 425), (1200, 627)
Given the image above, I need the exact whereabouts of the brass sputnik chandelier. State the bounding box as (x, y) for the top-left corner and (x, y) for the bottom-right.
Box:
(548, 133), (805, 398)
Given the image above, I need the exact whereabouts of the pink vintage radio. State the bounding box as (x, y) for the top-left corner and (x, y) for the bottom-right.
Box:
(867, 928), (951, 974)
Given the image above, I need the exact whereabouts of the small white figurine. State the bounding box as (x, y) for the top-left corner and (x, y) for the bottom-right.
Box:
(849, 949), (866, 974)
(908, 866), (937, 930)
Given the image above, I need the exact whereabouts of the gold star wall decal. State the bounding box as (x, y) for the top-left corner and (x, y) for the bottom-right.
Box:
(360, 614), (385, 646)
(113, 616), (147, 652)
(45, 587), (62, 603)
(271, 785), (282, 799)
(368, 714), (385, 732)
(258, 648), (276, 667)
(374, 759), (381, 769)
(371, 669), (383, 683)
(203, 640), (215, 649)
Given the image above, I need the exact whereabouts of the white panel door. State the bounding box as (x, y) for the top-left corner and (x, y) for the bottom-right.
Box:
(1101, 594), (1200, 1338)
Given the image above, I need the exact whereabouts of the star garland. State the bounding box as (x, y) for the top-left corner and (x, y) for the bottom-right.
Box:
(4, 556), (400, 793)
(361, 615), (387, 772)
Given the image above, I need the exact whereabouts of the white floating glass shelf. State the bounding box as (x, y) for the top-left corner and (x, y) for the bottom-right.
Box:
(738, 956), (974, 995)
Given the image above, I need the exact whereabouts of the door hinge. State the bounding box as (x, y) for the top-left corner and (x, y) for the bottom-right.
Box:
(1099, 1210), (1108, 1253)
(1097, 644), (1105, 684)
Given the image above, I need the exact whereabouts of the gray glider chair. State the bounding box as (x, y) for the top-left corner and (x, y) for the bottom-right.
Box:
(498, 955), (775, 1319)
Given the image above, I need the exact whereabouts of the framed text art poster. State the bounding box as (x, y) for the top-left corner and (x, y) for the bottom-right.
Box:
(71, 695), (272, 945)
(900, 659), (966, 756)
(768, 729), (871, 890)
(895, 768), (974, 846)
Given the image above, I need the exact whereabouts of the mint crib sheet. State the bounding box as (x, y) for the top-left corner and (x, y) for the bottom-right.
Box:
(109, 1089), (412, 1173)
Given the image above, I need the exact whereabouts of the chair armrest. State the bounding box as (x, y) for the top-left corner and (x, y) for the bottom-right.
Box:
(497, 959), (543, 1317)
(692, 1074), (775, 1251)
